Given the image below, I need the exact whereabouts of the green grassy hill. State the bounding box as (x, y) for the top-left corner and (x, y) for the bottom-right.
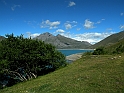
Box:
(1, 54), (124, 93)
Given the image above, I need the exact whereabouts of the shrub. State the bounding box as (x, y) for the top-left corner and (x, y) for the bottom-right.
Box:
(92, 47), (106, 55)
(115, 44), (124, 54)
(0, 34), (67, 88)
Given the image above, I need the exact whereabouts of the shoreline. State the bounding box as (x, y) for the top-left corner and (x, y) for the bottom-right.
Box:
(57, 49), (95, 50)
(66, 53), (82, 62)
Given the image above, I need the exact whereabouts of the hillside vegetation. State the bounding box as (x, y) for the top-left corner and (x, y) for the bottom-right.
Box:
(0, 54), (124, 93)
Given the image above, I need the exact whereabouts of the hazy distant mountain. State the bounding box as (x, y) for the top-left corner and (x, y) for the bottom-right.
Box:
(34, 32), (91, 49)
(0, 36), (5, 41)
(90, 31), (124, 49)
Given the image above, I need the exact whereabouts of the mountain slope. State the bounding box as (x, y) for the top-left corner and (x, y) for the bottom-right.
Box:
(56, 34), (91, 49)
(34, 32), (91, 49)
(90, 31), (124, 48)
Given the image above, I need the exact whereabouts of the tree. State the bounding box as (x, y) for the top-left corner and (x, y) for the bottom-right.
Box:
(0, 34), (67, 88)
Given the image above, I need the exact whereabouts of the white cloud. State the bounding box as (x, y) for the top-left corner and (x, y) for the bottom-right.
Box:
(68, 1), (76, 7)
(50, 21), (60, 27)
(72, 21), (77, 23)
(84, 19), (95, 29)
(66, 21), (77, 24)
(55, 30), (115, 44)
(64, 21), (77, 30)
(120, 25), (124, 30)
(59, 32), (115, 44)
(65, 23), (72, 30)
(56, 29), (65, 33)
(26, 32), (40, 38)
(120, 13), (124, 16)
(96, 21), (101, 24)
(57, 32), (71, 38)
(96, 19), (105, 24)
(40, 20), (60, 29)
(11, 5), (20, 11)
(72, 32), (115, 44)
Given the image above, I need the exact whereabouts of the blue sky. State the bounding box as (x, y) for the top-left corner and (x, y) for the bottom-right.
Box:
(0, 0), (124, 44)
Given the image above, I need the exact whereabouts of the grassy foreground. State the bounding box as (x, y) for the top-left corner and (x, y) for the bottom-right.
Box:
(0, 54), (124, 93)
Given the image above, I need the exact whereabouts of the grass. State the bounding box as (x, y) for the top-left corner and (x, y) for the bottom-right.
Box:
(0, 54), (124, 93)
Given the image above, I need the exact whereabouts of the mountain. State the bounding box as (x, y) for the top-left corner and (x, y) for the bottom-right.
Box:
(90, 31), (124, 49)
(0, 36), (5, 41)
(34, 32), (91, 49)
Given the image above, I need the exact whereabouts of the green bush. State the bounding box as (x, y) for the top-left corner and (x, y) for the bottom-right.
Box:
(115, 44), (124, 54)
(0, 34), (67, 88)
(93, 47), (106, 55)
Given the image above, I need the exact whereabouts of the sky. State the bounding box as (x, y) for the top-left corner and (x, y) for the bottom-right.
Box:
(0, 0), (124, 44)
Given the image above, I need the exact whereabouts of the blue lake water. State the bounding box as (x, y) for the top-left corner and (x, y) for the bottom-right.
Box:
(58, 49), (94, 56)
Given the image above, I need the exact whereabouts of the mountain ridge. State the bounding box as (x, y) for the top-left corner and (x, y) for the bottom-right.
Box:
(33, 32), (91, 49)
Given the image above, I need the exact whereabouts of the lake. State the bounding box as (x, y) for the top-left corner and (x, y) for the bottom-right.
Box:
(58, 49), (94, 56)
